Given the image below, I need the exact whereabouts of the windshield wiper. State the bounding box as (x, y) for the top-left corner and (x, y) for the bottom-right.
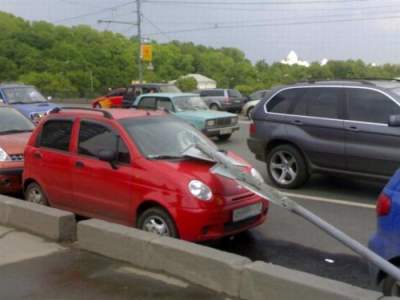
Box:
(0, 129), (33, 135)
(147, 154), (184, 160)
(10, 101), (28, 104)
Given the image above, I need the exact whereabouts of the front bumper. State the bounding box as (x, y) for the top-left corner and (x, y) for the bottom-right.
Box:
(0, 167), (23, 194)
(203, 125), (240, 137)
(175, 195), (269, 242)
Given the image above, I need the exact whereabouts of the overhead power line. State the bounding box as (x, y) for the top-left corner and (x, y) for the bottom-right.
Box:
(142, 14), (171, 40)
(145, 0), (369, 6)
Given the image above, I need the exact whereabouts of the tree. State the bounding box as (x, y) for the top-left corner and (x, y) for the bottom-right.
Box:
(176, 77), (197, 92)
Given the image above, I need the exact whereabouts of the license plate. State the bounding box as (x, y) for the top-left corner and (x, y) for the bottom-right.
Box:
(233, 202), (262, 222)
(220, 128), (232, 135)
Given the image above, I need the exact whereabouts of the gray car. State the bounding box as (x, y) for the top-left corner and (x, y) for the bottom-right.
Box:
(198, 89), (246, 112)
(248, 80), (400, 189)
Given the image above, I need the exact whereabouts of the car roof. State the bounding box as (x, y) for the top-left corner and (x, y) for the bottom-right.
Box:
(130, 83), (174, 87)
(139, 93), (197, 98)
(279, 79), (400, 88)
(0, 83), (33, 89)
(49, 108), (168, 121)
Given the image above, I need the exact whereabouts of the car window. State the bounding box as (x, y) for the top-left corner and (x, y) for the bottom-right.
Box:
(267, 88), (304, 114)
(78, 121), (130, 164)
(228, 89), (242, 98)
(200, 90), (209, 97)
(156, 98), (174, 111)
(306, 88), (341, 119)
(39, 120), (73, 151)
(205, 90), (224, 97)
(137, 97), (156, 109)
(346, 88), (400, 124)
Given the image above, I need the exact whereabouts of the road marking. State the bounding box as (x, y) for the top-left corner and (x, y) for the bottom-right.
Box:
(281, 192), (376, 209)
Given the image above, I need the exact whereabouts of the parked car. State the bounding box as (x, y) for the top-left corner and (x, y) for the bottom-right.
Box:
(248, 80), (400, 189)
(198, 89), (246, 112)
(23, 107), (268, 241)
(0, 83), (58, 123)
(0, 106), (35, 194)
(242, 89), (271, 119)
(369, 169), (400, 296)
(133, 93), (239, 141)
(92, 84), (181, 109)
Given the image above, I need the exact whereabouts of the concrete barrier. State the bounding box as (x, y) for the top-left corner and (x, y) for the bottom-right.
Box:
(77, 218), (391, 300)
(0, 195), (76, 242)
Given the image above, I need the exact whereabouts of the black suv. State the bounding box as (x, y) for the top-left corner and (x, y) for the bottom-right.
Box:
(248, 80), (400, 189)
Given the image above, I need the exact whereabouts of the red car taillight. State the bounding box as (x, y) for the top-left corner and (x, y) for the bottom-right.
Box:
(250, 122), (256, 136)
(376, 193), (391, 216)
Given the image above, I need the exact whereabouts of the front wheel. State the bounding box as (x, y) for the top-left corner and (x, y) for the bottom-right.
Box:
(137, 207), (178, 238)
(266, 145), (308, 189)
(210, 104), (219, 111)
(25, 182), (49, 206)
(218, 134), (232, 141)
(93, 103), (102, 109)
(383, 275), (400, 296)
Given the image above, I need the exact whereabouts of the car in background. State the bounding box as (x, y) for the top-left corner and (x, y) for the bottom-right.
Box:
(0, 83), (58, 123)
(23, 107), (268, 241)
(369, 169), (400, 296)
(248, 80), (400, 189)
(133, 93), (239, 141)
(198, 88), (246, 112)
(242, 89), (271, 119)
(0, 106), (35, 194)
(92, 83), (181, 109)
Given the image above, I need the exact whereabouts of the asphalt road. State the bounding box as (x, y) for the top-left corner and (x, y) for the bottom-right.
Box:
(210, 120), (386, 290)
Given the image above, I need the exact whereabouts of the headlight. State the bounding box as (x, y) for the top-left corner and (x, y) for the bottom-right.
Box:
(250, 168), (264, 183)
(231, 117), (238, 124)
(188, 180), (213, 201)
(0, 148), (10, 162)
(206, 120), (216, 127)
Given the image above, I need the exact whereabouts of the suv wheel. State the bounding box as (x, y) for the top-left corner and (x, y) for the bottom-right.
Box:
(25, 182), (49, 206)
(218, 134), (232, 141)
(210, 104), (219, 111)
(266, 145), (308, 189)
(383, 274), (400, 296)
(137, 207), (178, 238)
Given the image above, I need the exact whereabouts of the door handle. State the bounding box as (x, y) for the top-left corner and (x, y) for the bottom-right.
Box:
(346, 126), (359, 132)
(292, 119), (303, 125)
(33, 151), (42, 159)
(75, 161), (84, 169)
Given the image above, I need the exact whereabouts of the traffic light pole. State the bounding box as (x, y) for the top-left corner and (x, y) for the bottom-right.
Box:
(136, 0), (143, 83)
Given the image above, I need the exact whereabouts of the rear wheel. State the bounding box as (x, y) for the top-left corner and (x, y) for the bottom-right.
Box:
(94, 103), (102, 109)
(383, 274), (400, 296)
(25, 182), (49, 206)
(137, 207), (178, 238)
(210, 104), (219, 111)
(266, 145), (308, 189)
(218, 134), (232, 141)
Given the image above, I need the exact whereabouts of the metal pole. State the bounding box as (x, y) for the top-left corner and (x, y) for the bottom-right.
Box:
(136, 0), (143, 83)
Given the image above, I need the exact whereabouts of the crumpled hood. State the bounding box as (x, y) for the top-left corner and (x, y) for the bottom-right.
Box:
(153, 151), (251, 197)
(0, 132), (31, 155)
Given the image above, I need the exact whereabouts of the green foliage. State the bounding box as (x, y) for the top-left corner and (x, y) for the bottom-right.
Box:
(176, 77), (197, 92)
(2, 11), (400, 98)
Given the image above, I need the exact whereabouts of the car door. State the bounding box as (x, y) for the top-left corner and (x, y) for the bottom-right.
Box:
(344, 87), (400, 176)
(155, 97), (175, 112)
(34, 119), (75, 207)
(281, 87), (346, 170)
(136, 96), (157, 110)
(71, 119), (134, 224)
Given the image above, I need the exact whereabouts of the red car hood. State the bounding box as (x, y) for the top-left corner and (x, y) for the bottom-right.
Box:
(155, 151), (252, 197)
(0, 132), (31, 155)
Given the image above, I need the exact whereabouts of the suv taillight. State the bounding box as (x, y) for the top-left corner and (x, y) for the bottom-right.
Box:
(224, 96), (230, 103)
(250, 122), (256, 136)
(376, 193), (391, 216)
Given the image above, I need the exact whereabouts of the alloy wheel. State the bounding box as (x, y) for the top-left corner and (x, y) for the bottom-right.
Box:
(142, 216), (171, 236)
(27, 187), (46, 205)
(269, 150), (298, 185)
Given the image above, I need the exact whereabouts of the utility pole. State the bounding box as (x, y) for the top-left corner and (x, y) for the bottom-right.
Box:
(136, 0), (143, 83)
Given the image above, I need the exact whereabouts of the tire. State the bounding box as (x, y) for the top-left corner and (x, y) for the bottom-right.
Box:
(25, 182), (49, 206)
(210, 104), (219, 111)
(137, 207), (178, 238)
(266, 144), (308, 189)
(247, 107), (254, 120)
(383, 275), (400, 296)
(94, 103), (102, 109)
(218, 134), (232, 141)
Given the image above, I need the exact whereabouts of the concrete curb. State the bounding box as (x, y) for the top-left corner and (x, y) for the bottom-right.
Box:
(0, 195), (76, 242)
(77, 218), (390, 300)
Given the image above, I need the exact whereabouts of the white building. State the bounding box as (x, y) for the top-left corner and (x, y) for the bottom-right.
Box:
(281, 51), (310, 67)
(171, 74), (217, 89)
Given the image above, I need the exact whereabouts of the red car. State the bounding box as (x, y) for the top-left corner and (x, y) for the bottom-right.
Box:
(23, 107), (268, 241)
(0, 106), (35, 194)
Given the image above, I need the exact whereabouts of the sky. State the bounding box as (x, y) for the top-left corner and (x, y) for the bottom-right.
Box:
(1, 0), (400, 64)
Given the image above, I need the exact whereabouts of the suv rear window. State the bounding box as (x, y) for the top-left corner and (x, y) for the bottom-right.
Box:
(228, 89), (242, 98)
(267, 88), (305, 114)
(39, 120), (73, 151)
(306, 88), (341, 119)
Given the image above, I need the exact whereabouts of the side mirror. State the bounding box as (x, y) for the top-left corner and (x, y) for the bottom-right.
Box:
(97, 149), (118, 169)
(389, 115), (400, 127)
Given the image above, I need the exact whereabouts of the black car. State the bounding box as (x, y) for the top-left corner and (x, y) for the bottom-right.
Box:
(248, 80), (400, 189)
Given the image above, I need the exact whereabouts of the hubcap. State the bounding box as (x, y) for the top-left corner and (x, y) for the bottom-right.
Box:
(142, 216), (170, 236)
(27, 187), (45, 205)
(270, 151), (298, 185)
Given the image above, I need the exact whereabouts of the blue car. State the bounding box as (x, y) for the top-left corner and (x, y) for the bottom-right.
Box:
(369, 169), (400, 296)
(0, 83), (58, 122)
